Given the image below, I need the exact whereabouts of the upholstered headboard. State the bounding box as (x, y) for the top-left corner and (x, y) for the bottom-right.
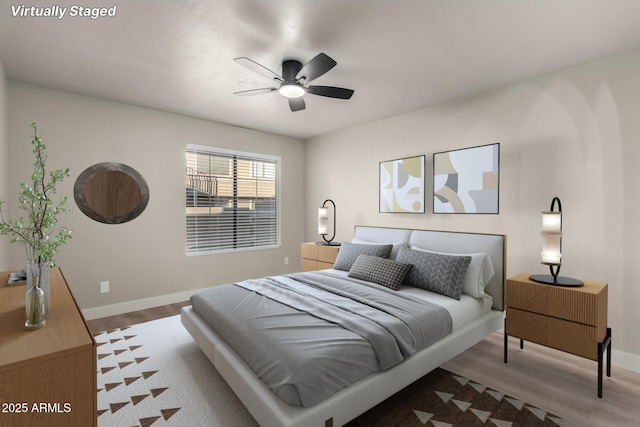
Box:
(353, 226), (506, 310)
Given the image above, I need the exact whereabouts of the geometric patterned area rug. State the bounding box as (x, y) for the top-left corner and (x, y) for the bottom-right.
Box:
(95, 315), (259, 427)
(96, 315), (563, 427)
(346, 367), (564, 427)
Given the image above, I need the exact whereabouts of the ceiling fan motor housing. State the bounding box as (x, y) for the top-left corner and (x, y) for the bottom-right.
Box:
(282, 60), (303, 82)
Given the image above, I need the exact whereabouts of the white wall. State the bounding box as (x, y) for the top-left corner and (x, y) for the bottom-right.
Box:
(0, 60), (8, 271)
(7, 82), (305, 315)
(304, 51), (640, 368)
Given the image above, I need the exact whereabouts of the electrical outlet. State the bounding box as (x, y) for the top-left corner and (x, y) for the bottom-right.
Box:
(100, 281), (110, 293)
(284, 256), (289, 265)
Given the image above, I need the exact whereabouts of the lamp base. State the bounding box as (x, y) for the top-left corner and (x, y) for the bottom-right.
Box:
(529, 274), (584, 287)
(315, 241), (341, 246)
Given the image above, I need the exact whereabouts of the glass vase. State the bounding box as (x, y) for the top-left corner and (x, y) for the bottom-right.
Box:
(25, 276), (46, 329)
(26, 259), (50, 319)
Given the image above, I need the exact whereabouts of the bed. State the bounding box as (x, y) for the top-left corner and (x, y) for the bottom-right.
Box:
(181, 226), (506, 426)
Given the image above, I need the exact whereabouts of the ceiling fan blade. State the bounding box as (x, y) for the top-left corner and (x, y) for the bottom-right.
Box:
(233, 88), (277, 96)
(295, 53), (336, 83)
(307, 85), (354, 99)
(289, 97), (305, 112)
(234, 57), (284, 82)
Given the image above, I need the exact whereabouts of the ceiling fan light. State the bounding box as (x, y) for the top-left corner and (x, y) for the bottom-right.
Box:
(279, 84), (305, 98)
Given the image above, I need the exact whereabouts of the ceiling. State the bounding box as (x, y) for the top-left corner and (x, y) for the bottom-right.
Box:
(2, 0), (640, 140)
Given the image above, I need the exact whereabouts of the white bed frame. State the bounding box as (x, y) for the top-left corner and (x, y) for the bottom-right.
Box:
(181, 226), (506, 427)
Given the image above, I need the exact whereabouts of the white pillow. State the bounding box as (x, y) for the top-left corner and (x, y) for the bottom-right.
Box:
(410, 245), (495, 298)
(352, 238), (406, 260)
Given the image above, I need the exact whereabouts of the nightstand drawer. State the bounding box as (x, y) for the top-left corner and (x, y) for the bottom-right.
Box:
(506, 308), (547, 346)
(506, 279), (547, 313)
(301, 243), (320, 261)
(301, 242), (340, 272)
(301, 259), (335, 271)
(318, 245), (339, 263)
(548, 317), (600, 360)
(547, 286), (606, 327)
(507, 272), (607, 327)
(507, 307), (600, 360)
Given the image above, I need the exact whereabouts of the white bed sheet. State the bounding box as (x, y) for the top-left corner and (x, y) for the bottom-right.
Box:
(326, 268), (492, 331)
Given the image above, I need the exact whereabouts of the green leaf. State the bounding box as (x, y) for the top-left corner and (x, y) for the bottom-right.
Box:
(0, 123), (72, 264)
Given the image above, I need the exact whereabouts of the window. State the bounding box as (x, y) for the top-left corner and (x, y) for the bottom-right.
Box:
(185, 144), (280, 255)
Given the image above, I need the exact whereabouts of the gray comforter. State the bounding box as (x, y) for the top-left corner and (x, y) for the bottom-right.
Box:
(190, 270), (452, 407)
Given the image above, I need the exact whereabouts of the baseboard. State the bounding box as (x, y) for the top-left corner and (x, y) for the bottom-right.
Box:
(612, 349), (640, 374)
(82, 288), (197, 320)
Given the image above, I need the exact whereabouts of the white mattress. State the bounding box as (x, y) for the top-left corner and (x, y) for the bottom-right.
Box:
(326, 268), (492, 331)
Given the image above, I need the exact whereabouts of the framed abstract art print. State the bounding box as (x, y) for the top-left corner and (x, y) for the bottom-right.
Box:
(433, 143), (500, 214)
(379, 155), (425, 213)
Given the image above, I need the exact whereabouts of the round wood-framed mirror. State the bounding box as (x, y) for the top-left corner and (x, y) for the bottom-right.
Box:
(74, 162), (149, 224)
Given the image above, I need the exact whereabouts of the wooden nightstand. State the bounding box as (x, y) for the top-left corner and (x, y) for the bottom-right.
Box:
(301, 242), (341, 271)
(504, 272), (611, 397)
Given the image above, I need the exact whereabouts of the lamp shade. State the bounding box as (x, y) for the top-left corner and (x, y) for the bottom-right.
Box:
(542, 211), (562, 233)
(541, 211), (562, 265)
(541, 233), (562, 264)
(317, 207), (329, 235)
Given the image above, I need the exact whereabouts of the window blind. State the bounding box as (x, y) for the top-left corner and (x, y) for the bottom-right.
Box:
(185, 144), (280, 255)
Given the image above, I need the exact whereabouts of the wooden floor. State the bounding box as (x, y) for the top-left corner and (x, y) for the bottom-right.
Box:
(86, 301), (190, 334)
(443, 335), (640, 427)
(88, 304), (640, 427)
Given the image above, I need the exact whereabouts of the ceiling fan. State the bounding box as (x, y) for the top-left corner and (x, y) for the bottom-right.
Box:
(233, 53), (354, 112)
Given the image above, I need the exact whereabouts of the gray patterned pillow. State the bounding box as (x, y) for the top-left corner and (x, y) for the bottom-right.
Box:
(333, 242), (393, 271)
(348, 254), (412, 291)
(396, 246), (471, 299)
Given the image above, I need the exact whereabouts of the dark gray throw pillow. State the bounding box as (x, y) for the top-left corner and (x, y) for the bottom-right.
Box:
(333, 242), (393, 271)
(396, 246), (471, 299)
(348, 254), (412, 291)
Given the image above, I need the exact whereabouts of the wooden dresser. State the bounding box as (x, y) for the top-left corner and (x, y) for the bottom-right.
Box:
(0, 267), (97, 427)
(301, 242), (341, 271)
(504, 271), (611, 397)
